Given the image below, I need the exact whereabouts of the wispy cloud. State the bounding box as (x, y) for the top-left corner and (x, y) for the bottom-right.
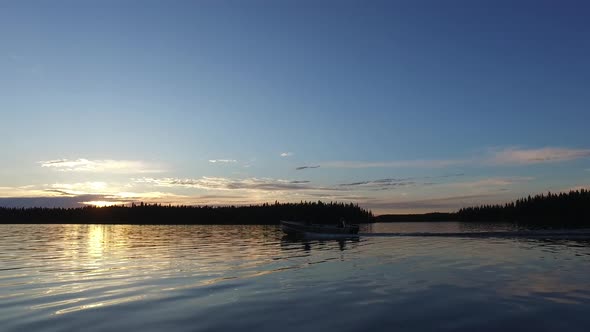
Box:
(313, 147), (590, 169)
(108, 191), (181, 199)
(41, 182), (185, 202)
(0, 195), (110, 208)
(135, 177), (336, 192)
(39, 158), (163, 173)
(0, 190), (188, 208)
(335, 174), (531, 195)
(320, 159), (466, 169)
(208, 159), (237, 163)
(340, 179), (416, 188)
(490, 147), (590, 165)
(445, 177), (534, 189)
(339, 174), (464, 190)
(48, 182), (109, 194)
(280, 152), (294, 157)
(295, 165), (320, 170)
(0, 185), (63, 198)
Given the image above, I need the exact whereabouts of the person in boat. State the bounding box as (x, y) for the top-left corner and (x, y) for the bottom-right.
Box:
(339, 217), (346, 228)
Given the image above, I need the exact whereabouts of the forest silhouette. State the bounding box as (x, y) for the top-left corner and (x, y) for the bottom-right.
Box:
(456, 189), (590, 227)
(1, 190), (589, 226)
(377, 189), (590, 227)
(0, 201), (374, 225)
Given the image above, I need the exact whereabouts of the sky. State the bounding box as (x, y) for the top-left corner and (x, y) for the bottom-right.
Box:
(1, 0), (589, 214)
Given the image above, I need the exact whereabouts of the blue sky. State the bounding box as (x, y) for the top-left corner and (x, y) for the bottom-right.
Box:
(1, 0), (589, 213)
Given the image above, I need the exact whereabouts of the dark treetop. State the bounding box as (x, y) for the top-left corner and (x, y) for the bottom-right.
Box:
(456, 189), (590, 227)
(377, 190), (590, 227)
(0, 201), (374, 225)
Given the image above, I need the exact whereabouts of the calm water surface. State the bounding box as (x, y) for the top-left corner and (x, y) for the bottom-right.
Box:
(2, 223), (590, 331)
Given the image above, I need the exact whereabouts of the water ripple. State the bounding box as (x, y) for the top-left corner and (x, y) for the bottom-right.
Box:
(1, 224), (590, 332)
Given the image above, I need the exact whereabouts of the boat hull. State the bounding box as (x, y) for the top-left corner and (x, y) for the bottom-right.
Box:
(280, 220), (359, 237)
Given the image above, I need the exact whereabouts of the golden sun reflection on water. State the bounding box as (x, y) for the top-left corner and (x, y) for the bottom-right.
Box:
(3, 224), (590, 332)
(88, 225), (105, 258)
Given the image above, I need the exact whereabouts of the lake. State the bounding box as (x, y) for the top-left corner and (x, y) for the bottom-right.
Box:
(2, 223), (590, 331)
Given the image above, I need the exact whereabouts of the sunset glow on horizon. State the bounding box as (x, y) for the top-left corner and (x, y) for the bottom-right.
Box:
(1, 1), (589, 214)
(82, 201), (125, 208)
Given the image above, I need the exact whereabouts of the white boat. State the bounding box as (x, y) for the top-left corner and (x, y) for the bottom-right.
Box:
(280, 220), (360, 237)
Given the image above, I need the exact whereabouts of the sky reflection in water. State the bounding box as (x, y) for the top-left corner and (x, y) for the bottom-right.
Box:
(1, 224), (590, 332)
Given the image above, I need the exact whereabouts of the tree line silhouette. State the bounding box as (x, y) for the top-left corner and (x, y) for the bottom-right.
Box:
(456, 189), (590, 226)
(376, 189), (590, 226)
(2, 190), (588, 225)
(0, 201), (375, 225)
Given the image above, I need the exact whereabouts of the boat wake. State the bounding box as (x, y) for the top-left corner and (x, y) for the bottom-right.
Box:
(360, 229), (590, 239)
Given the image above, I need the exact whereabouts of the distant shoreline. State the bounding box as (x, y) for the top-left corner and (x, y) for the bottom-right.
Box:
(376, 213), (457, 223)
(0, 201), (374, 225)
(379, 190), (590, 227)
(1, 190), (588, 226)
